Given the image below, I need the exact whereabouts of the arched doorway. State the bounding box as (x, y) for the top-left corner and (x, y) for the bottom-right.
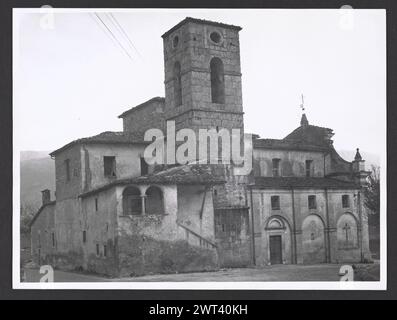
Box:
(265, 216), (292, 265)
(145, 186), (164, 215)
(302, 214), (326, 264)
(122, 186), (142, 215)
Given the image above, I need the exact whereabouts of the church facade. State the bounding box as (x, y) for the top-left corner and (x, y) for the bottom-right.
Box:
(30, 17), (372, 277)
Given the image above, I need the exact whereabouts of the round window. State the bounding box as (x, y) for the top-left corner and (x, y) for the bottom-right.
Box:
(173, 36), (179, 48)
(210, 31), (222, 44)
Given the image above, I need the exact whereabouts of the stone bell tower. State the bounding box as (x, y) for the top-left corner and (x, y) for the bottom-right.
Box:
(161, 17), (244, 135)
(162, 18), (251, 267)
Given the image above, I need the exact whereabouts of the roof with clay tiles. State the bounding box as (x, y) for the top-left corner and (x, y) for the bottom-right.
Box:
(49, 131), (148, 157)
(162, 17), (242, 38)
(79, 163), (226, 198)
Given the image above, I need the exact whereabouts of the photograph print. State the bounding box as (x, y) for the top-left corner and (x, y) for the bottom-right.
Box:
(13, 8), (386, 289)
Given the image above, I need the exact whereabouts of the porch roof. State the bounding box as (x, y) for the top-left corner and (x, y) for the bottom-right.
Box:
(79, 163), (226, 198)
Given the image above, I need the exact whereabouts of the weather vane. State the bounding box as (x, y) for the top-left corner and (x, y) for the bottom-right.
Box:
(300, 94), (305, 112)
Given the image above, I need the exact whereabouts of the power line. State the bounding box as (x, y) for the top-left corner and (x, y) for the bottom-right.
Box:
(107, 12), (143, 60)
(92, 12), (134, 62)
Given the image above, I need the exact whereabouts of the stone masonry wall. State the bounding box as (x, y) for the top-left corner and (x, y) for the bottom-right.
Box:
(122, 98), (165, 136)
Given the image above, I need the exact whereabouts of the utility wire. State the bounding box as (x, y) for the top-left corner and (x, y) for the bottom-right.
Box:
(107, 12), (143, 60)
(92, 12), (134, 62)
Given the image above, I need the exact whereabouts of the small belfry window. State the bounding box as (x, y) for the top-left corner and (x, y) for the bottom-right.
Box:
(51, 232), (55, 248)
(174, 61), (182, 107)
(272, 159), (281, 177)
(210, 57), (225, 104)
(95, 198), (98, 212)
(342, 195), (350, 208)
(305, 160), (313, 177)
(104, 156), (116, 177)
(271, 196), (280, 210)
(308, 195), (317, 209)
(210, 31), (221, 43)
(65, 159), (71, 182)
(172, 35), (179, 48)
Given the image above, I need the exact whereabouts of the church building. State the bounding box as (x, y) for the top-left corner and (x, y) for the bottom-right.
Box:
(30, 17), (372, 277)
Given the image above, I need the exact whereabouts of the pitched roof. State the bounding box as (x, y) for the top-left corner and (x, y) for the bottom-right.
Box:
(283, 124), (334, 148)
(29, 201), (56, 227)
(49, 131), (148, 157)
(118, 97), (165, 118)
(252, 177), (359, 190)
(79, 163), (226, 198)
(162, 17), (242, 38)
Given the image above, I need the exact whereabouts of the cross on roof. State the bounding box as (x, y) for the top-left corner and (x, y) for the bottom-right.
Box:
(300, 94), (305, 112)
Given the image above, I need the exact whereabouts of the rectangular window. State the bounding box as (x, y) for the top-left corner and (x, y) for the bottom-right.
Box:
(103, 245), (107, 257)
(51, 232), (55, 248)
(83, 230), (86, 243)
(342, 195), (350, 208)
(104, 156), (116, 177)
(95, 198), (98, 212)
(140, 157), (149, 176)
(65, 159), (70, 182)
(96, 243), (100, 256)
(272, 159), (281, 177)
(305, 160), (313, 177)
(271, 196), (280, 210)
(308, 195), (317, 209)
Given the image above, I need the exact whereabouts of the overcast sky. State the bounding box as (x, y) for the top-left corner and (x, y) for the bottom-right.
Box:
(13, 9), (386, 159)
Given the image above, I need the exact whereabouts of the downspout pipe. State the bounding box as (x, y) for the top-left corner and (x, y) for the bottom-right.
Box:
(357, 190), (364, 262)
(249, 187), (256, 266)
(324, 188), (331, 263)
(291, 188), (298, 264)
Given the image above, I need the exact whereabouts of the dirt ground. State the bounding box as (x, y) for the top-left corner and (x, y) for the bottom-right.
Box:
(23, 263), (375, 282)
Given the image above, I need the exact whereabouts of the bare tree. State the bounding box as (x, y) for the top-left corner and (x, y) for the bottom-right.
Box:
(363, 165), (380, 227)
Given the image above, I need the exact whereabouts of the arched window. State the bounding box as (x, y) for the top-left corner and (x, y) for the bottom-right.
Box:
(122, 186), (142, 215)
(174, 62), (182, 107)
(210, 57), (225, 104)
(145, 186), (164, 215)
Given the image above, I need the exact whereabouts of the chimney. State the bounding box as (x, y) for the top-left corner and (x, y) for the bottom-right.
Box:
(41, 189), (51, 206)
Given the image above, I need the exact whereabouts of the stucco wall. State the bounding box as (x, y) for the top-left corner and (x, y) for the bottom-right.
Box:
(30, 204), (56, 265)
(82, 144), (146, 191)
(251, 187), (370, 266)
(122, 99), (165, 135)
(55, 144), (82, 201)
(80, 188), (119, 276)
(253, 149), (325, 177)
(116, 184), (218, 276)
(177, 185), (215, 241)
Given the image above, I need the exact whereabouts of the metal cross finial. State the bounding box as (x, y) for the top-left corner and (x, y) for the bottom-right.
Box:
(300, 94), (305, 112)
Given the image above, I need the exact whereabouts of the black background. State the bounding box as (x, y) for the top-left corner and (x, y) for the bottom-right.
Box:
(0, 0), (396, 301)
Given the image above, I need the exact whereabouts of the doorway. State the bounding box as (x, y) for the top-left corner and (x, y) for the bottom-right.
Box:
(269, 235), (283, 264)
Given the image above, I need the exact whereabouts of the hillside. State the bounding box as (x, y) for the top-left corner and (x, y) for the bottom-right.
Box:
(20, 152), (55, 211)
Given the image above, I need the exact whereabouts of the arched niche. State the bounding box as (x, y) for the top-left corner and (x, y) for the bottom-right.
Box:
(302, 214), (326, 264)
